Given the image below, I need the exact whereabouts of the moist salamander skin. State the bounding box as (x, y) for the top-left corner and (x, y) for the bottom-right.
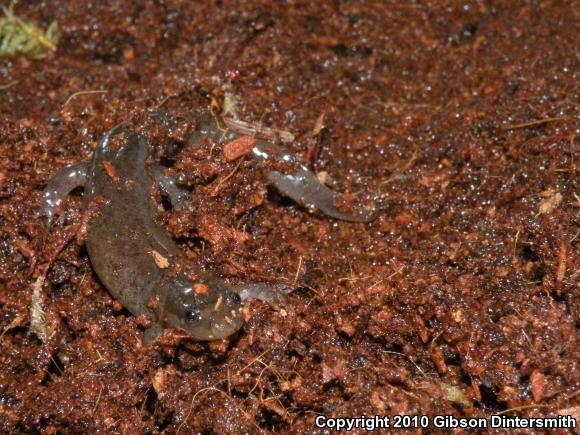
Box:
(41, 117), (377, 342)
(42, 125), (244, 341)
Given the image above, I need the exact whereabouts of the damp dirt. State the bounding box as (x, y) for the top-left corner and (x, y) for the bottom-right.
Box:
(0, 1), (578, 433)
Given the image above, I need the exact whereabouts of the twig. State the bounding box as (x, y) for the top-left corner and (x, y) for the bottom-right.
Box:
(513, 229), (521, 258)
(293, 256), (303, 285)
(379, 147), (419, 187)
(368, 265), (405, 290)
(211, 158), (244, 193)
(343, 88), (379, 114)
(570, 133), (577, 176)
(29, 276), (49, 342)
(63, 90), (107, 107)
(503, 117), (566, 130)
(0, 80), (17, 90)
(382, 350), (429, 379)
(92, 385), (103, 416)
(223, 116), (295, 143)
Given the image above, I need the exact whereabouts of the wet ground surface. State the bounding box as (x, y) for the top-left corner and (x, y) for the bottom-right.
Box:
(0, 1), (578, 433)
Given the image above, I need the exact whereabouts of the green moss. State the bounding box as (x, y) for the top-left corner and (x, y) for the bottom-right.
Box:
(0, 3), (59, 59)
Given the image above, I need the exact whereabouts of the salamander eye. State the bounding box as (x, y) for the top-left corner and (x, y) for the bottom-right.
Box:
(185, 308), (200, 322)
(229, 292), (241, 304)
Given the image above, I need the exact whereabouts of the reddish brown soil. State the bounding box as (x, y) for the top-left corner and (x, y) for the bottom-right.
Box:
(0, 1), (578, 433)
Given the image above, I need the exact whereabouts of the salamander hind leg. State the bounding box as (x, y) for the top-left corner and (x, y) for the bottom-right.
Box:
(143, 323), (164, 344)
(152, 165), (192, 211)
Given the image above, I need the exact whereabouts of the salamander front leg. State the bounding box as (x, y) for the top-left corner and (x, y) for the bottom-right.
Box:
(152, 165), (192, 211)
(143, 323), (164, 344)
(40, 162), (88, 226)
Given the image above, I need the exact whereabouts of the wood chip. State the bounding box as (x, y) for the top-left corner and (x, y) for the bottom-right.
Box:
(370, 390), (386, 413)
(262, 397), (288, 418)
(30, 276), (51, 342)
(149, 250), (169, 268)
(152, 367), (177, 395)
(430, 345), (447, 374)
(223, 116), (295, 143)
(15, 238), (34, 258)
(530, 370), (545, 402)
(223, 136), (256, 162)
(152, 369), (166, 394)
(556, 242), (567, 285)
(146, 295), (160, 311)
(102, 160), (119, 182)
(538, 188), (562, 215)
(193, 283), (209, 296)
(440, 383), (470, 406)
(311, 111), (326, 136)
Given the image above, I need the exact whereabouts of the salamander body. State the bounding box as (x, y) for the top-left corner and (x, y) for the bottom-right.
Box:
(43, 126), (243, 341)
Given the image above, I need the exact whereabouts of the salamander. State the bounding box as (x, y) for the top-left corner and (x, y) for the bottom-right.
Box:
(40, 117), (378, 342)
(43, 125), (248, 341)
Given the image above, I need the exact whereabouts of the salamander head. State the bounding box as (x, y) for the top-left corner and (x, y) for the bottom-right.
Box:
(160, 276), (244, 340)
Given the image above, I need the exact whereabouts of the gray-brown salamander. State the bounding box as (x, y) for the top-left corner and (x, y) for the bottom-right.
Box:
(41, 118), (379, 341)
